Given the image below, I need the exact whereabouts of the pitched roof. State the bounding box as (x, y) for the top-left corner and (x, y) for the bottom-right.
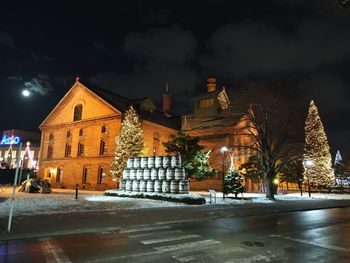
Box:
(85, 82), (181, 130)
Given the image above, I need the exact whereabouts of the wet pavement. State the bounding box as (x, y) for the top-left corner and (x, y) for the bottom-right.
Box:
(1, 207), (349, 262)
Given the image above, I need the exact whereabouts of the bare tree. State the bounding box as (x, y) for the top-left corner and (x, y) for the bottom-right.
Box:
(232, 80), (304, 200)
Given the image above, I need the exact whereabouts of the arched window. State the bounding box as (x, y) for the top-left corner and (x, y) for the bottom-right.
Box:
(64, 144), (71, 157)
(79, 128), (85, 137)
(73, 104), (83, 121)
(66, 130), (72, 138)
(47, 145), (53, 158)
(99, 140), (107, 155)
(77, 142), (85, 156)
(101, 125), (106, 133)
(97, 166), (106, 184)
(49, 133), (54, 141)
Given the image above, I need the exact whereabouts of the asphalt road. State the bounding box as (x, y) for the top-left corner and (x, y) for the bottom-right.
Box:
(1, 207), (349, 263)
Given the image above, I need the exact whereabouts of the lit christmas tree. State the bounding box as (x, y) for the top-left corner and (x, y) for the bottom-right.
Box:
(110, 106), (144, 180)
(303, 100), (334, 185)
(334, 150), (347, 186)
(224, 169), (245, 198)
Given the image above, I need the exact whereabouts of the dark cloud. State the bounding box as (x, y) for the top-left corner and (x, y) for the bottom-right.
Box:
(0, 31), (17, 50)
(200, 18), (350, 77)
(90, 27), (199, 107)
(31, 52), (51, 63)
(93, 43), (114, 55)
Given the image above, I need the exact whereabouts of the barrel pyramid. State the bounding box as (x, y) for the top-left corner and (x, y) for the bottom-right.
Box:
(119, 156), (189, 194)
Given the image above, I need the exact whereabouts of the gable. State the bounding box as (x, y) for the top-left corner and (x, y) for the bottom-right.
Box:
(40, 81), (121, 127)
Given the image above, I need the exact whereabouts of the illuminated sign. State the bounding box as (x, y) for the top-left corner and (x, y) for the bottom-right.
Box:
(0, 135), (21, 145)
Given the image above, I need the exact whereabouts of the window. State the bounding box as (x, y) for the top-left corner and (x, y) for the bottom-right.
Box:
(66, 130), (72, 138)
(97, 166), (106, 184)
(77, 142), (85, 156)
(56, 168), (62, 182)
(101, 125), (106, 133)
(73, 104), (83, 121)
(49, 133), (54, 141)
(64, 144), (71, 157)
(79, 128), (85, 137)
(152, 132), (160, 156)
(82, 167), (89, 184)
(99, 140), (107, 155)
(198, 98), (215, 109)
(47, 145), (53, 158)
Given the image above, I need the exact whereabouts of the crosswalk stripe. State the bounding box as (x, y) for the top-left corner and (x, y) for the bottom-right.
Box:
(39, 238), (72, 263)
(121, 225), (171, 233)
(129, 230), (184, 239)
(154, 239), (221, 252)
(140, 234), (201, 245)
(173, 254), (206, 263)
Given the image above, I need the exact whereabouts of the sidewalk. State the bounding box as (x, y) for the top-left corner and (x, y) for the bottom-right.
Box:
(1, 191), (350, 241)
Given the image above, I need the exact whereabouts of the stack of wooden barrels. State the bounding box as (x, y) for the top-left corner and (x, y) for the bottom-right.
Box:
(119, 156), (189, 194)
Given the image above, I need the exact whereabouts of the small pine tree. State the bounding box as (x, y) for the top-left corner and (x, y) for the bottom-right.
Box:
(224, 169), (245, 198)
(334, 150), (347, 186)
(110, 106), (144, 181)
(303, 100), (334, 186)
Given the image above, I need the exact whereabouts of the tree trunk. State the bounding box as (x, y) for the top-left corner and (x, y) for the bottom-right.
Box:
(265, 176), (276, 200)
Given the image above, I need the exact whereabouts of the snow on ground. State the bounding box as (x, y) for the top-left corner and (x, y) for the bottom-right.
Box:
(0, 187), (349, 217)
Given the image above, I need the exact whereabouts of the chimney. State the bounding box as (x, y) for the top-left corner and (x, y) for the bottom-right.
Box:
(163, 84), (172, 113)
(207, 76), (216, 92)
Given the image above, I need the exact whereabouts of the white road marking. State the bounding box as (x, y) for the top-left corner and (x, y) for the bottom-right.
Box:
(141, 234), (201, 245)
(154, 239), (221, 252)
(271, 235), (350, 253)
(39, 238), (72, 263)
(129, 230), (184, 238)
(173, 253), (206, 262)
(121, 225), (171, 233)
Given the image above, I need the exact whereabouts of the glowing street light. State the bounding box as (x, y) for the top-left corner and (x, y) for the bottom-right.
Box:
(22, 89), (31, 97)
(221, 146), (228, 199)
(304, 159), (314, 197)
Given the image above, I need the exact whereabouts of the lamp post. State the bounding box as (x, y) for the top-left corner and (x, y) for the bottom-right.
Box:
(221, 146), (228, 199)
(304, 159), (314, 197)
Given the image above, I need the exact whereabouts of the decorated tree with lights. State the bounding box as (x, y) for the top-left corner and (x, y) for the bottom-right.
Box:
(110, 106), (144, 181)
(224, 169), (245, 198)
(303, 100), (334, 186)
(334, 150), (348, 187)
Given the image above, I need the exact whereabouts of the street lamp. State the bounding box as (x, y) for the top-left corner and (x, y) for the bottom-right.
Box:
(221, 146), (228, 199)
(304, 159), (314, 197)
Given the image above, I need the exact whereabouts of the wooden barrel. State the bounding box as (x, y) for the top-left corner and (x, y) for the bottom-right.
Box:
(151, 168), (158, 180)
(175, 167), (186, 180)
(154, 180), (162, 193)
(119, 179), (126, 191)
(129, 169), (136, 180)
(158, 168), (166, 180)
(146, 180), (154, 192)
(170, 180), (179, 194)
(162, 180), (170, 193)
(127, 158), (134, 168)
(122, 169), (130, 179)
(132, 180), (140, 192)
(139, 180), (146, 192)
(166, 167), (174, 180)
(136, 169), (143, 180)
(125, 180), (132, 191)
(162, 156), (171, 168)
(143, 168), (151, 180)
(141, 157), (148, 168)
(179, 180), (189, 194)
(133, 157), (141, 168)
(147, 156), (155, 168)
(171, 156), (181, 167)
(155, 156), (163, 168)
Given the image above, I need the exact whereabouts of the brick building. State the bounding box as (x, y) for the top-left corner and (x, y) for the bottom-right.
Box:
(37, 80), (180, 190)
(182, 77), (256, 191)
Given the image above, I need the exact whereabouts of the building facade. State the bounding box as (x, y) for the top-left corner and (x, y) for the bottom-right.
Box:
(38, 80), (180, 190)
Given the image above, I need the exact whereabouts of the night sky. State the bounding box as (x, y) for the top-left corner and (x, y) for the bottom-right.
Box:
(1, 0), (349, 156)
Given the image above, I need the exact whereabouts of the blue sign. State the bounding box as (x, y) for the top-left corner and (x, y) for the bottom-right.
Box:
(0, 135), (21, 145)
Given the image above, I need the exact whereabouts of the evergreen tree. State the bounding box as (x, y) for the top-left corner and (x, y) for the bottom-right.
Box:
(334, 150), (348, 186)
(110, 106), (144, 180)
(163, 131), (216, 179)
(224, 169), (245, 198)
(303, 100), (334, 186)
